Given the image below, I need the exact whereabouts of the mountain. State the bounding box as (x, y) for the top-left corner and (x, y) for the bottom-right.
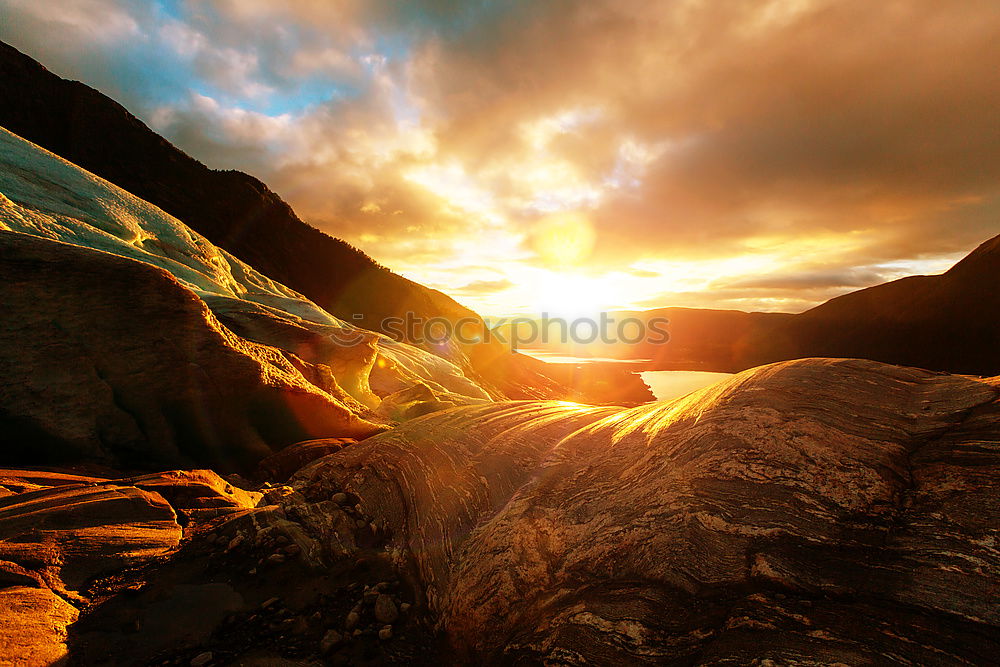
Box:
(740, 233), (1000, 374)
(0, 40), (658, 403)
(502, 233), (1000, 377)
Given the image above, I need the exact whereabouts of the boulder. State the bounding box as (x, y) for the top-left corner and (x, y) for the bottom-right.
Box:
(255, 439), (357, 482)
(0, 482), (182, 595)
(0, 587), (78, 666)
(0, 230), (383, 471)
(295, 358), (1000, 663)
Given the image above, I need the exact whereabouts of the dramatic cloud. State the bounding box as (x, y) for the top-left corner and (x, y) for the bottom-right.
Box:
(2, 0), (998, 315)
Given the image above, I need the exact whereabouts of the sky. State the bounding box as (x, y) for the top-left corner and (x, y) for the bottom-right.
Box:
(2, 0), (999, 317)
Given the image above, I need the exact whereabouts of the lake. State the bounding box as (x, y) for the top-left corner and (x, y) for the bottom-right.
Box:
(519, 349), (733, 401)
(640, 370), (734, 401)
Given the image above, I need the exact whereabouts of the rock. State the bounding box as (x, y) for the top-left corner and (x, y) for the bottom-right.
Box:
(0, 125), (509, 473)
(123, 470), (263, 520)
(0, 228), (382, 472)
(296, 358), (1000, 664)
(320, 629), (342, 653)
(0, 560), (43, 588)
(190, 652), (213, 666)
(344, 611), (360, 630)
(261, 597), (280, 609)
(378, 626), (393, 641)
(256, 439), (357, 481)
(0, 586), (79, 666)
(267, 553), (286, 564)
(0, 482), (182, 595)
(374, 595), (398, 624)
(399, 602), (411, 613)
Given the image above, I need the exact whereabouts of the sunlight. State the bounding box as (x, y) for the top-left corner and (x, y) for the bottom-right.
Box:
(530, 211), (596, 267)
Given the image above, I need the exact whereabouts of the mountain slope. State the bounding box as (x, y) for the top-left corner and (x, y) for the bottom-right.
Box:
(0, 40), (618, 401)
(0, 126), (495, 470)
(740, 233), (1000, 374)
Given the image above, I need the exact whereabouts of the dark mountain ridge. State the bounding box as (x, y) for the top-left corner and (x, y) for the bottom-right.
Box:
(0, 40), (655, 402)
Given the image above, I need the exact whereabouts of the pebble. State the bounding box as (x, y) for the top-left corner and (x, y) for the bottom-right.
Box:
(190, 652), (213, 667)
(332, 492), (349, 505)
(344, 611), (360, 629)
(400, 602), (411, 613)
(355, 519), (367, 528)
(226, 535), (244, 552)
(374, 594), (398, 624)
(284, 544), (301, 556)
(205, 533), (217, 544)
(261, 597), (280, 609)
(378, 626), (393, 641)
(267, 553), (286, 564)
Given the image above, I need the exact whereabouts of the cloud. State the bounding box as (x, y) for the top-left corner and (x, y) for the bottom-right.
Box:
(452, 278), (514, 295)
(2, 0), (999, 315)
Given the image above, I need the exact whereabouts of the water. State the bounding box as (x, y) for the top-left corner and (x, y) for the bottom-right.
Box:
(518, 349), (651, 364)
(640, 370), (734, 401)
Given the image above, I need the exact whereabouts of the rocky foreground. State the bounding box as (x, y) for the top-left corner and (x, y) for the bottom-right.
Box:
(0, 357), (997, 665)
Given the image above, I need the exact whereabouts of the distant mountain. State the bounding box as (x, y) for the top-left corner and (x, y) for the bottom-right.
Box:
(0, 41), (656, 402)
(740, 233), (1000, 375)
(504, 233), (1000, 377)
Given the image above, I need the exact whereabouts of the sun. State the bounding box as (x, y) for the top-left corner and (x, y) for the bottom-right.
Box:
(528, 270), (618, 320)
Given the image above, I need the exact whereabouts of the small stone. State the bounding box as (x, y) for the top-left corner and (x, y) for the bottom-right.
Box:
(353, 629), (362, 637)
(190, 652), (213, 667)
(205, 533), (218, 544)
(248, 568), (257, 576)
(226, 535), (244, 552)
(375, 581), (390, 592)
(284, 544), (301, 556)
(275, 535), (289, 546)
(378, 627), (393, 641)
(374, 594), (398, 624)
(332, 492), (348, 505)
(320, 629), (343, 653)
(261, 597), (280, 609)
(267, 553), (286, 564)
(355, 519), (367, 528)
(344, 611), (360, 629)
(399, 602), (411, 613)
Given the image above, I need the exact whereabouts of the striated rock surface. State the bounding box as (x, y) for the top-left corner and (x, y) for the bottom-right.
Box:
(295, 358), (1000, 664)
(0, 230), (383, 471)
(0, 586), (78, 666)
(255, 438), (357, 482)
(0, 125), (495, 470)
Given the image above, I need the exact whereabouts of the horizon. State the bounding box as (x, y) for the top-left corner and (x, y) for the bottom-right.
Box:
(2, 0), (998, 318)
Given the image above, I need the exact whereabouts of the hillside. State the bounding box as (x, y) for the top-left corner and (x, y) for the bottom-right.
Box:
(0, 40), (654, 403)
(741, 233), (1000, 374)
(0, 126), (491, 470)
